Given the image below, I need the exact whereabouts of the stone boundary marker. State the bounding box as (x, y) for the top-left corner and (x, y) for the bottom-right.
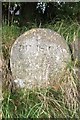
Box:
(10, 28), (71, 89)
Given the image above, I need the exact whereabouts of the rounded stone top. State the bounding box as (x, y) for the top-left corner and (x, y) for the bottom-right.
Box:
(10, 28), (71, 89)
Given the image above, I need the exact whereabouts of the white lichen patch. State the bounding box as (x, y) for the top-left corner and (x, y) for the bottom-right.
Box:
(14, 78), (26, 88)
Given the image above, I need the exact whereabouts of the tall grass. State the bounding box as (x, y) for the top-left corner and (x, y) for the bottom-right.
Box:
(2, 20), (80, 118)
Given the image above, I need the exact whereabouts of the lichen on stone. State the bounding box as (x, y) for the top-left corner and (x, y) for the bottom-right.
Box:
(10, 28), (71, 89)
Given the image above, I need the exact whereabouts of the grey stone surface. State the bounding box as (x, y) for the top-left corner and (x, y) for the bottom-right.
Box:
(71, 39), (80, 82)
(10, 28), (71, 89)
(71, 38), (80, 61)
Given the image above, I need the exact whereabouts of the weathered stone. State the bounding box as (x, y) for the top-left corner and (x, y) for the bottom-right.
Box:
(71, 38), (80, 62)
(10, 28), (71, 89)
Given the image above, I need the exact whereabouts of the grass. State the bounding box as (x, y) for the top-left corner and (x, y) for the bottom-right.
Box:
(2, 19), (80, 119)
